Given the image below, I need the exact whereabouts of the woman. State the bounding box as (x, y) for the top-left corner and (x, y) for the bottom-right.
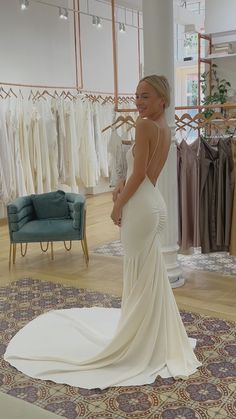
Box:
(4, 76), (201, 389)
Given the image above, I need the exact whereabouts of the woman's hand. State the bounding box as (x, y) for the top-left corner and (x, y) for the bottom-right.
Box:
(111, 202), (122, 227)
(112, 179), (125, 203)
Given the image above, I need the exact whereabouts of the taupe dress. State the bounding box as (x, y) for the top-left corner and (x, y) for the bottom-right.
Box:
(199, 137), (234, 253)
(177, 138), (200, 253)
(230, 140), (236, 255)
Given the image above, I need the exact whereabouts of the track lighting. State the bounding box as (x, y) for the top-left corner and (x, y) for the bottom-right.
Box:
(59, 7), (68, 20)
(96, 17), (102, 28)
(20, 0), (29, 10)
(92, 16), (102, 28)
(119, 23), (126, 33)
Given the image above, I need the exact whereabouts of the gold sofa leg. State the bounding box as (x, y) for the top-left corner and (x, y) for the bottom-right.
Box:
(20, 243), (28, 257)
(9, 243), (13, 270)
(64, 241), (72, 251)
(9, 243), (27, 269)
(81, 238), (89, 266)
(50, 242), (54, 260)
(13, 243), (17, 264)
(40, 242), (49, 252)
(81, 209), (89, 266)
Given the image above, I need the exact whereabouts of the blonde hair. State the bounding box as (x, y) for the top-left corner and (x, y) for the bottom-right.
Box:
(139, 74), (170, 108)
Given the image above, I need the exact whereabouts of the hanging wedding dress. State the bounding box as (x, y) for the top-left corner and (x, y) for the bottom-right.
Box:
(4, 138), (201, 389)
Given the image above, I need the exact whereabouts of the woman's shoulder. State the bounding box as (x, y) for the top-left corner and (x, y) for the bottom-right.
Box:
(136, 117), (158, 132)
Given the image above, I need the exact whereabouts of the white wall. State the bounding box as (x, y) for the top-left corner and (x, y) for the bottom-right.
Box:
(213, 57), (236, 92)
(79, 14), (114, 92)
(0, 0), (78, 87)
(205, 0), (236, 34)
(0, 0), (142, 94)
(117, 25), (140, 94)
(205, 0), (236, 93)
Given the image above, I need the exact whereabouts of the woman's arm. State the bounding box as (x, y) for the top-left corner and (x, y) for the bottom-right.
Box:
(112, 178), (126, 203)
(111, 119), (153, 224)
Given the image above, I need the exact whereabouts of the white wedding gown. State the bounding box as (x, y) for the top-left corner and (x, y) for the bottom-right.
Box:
(4, 146), (201, 389)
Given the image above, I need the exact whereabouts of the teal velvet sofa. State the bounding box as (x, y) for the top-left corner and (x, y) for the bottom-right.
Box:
(7, 191), (89, 268)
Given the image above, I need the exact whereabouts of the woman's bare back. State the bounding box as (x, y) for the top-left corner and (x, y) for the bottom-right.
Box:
(133, 120), (171, 187)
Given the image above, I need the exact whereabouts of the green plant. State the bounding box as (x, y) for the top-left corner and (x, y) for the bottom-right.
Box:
(200, 63), (231, 118)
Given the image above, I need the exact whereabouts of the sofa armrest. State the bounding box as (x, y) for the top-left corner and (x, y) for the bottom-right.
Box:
(7, 196), (35, 241)
(7, 196), (32, 214)
(66, 193), (86, 233)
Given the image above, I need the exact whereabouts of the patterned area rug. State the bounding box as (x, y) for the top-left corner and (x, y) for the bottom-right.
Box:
(1, 278), (236, 419)
(93, 240), (236, 276)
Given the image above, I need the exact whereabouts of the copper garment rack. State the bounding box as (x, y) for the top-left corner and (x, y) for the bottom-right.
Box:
(175, 103), (236, 132)
(0, 85), (136, 104)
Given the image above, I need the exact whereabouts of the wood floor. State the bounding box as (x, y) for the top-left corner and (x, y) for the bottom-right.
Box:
(0, 192), (236, 322)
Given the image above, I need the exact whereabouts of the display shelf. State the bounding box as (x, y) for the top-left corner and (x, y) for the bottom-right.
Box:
(205, 52), (236, 59)
(204, 30), (236, 44)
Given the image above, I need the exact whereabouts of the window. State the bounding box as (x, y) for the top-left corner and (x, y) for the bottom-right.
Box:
(186, 73), (198, 106)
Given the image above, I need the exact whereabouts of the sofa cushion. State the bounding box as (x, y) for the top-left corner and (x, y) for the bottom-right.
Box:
(31, 191), (69, 220)
(12, 219), (82, 242)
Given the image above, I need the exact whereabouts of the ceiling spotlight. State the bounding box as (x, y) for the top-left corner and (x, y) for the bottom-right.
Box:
(59, 7), (68, 20)
(92, 16), (102, 28)
(119, 23), (126, 33)
(96, 17), (102, 28)
(20, 0), (29, 10)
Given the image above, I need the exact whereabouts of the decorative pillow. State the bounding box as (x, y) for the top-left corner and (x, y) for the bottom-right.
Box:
(31, 190), (69, 219)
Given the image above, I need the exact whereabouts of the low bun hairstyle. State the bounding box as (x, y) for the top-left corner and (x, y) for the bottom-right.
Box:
(139, 74), (170, 109)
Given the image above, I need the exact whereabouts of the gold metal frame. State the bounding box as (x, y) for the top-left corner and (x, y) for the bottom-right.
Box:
(50, 242), (54, 260)
(40, 241), (54, 260)
(20, 243), (28, 257)
(40, 242), (49, 252)
(81, 209), (89, 266)
(9, 243), (17, 269)
(9, 243), (12, 270)
(64, 241), (72, 251)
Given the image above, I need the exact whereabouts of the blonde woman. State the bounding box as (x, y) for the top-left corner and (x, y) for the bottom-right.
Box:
(5, 76), (201, 389)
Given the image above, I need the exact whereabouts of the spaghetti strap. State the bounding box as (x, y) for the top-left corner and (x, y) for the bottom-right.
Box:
(146, 126), (160, 170)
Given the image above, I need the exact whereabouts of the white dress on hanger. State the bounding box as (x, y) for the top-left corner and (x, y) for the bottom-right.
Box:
(57, 99), (67, 184)
(108, 128), (133, 187)
(38, 101), (52, 193)
(18, 100), (35, 195)
(4, 140), (201, 389)
(0, 108), (9, 204)
(0, 103), (16, 202)
(64, 101), (79, 192)
(93, 102), (109, 178)
(44, 100), (59, 190)
(28, 107), (44, 194)
(78, 101), (99, 188)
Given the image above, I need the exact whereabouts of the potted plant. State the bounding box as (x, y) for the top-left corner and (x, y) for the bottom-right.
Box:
(200, 63), (231, 118)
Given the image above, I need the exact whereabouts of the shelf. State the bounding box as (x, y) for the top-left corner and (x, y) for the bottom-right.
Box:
(205, 30), (236, 45)
(205, 52), (236, 59)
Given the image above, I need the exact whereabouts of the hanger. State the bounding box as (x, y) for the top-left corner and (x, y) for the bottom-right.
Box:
(19, 89), (24, 99)
(37, 89), (54, 100)
(61, 90), (76, 100)
(0, 86), (18, 99)
(102, 115), (136, 133)
(8, 88), (17, 98)
(28, 89), (35, 100)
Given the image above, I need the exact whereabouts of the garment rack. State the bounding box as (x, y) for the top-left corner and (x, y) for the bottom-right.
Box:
(0, 84), (136, 105)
